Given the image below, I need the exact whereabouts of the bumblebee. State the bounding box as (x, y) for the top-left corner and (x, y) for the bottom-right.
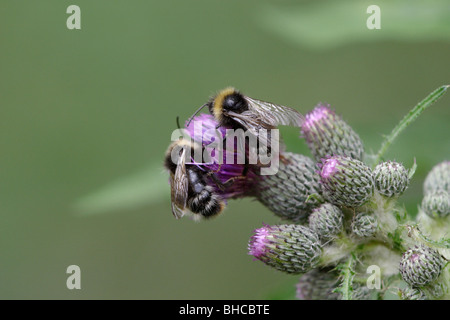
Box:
(164, 138), (226, 220)
(188, 87), (304, 140)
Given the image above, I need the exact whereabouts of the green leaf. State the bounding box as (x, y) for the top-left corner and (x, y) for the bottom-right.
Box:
(334, 253), (356, 300)
(406, 224), (450, 249)
(408, 158), (417, 180)
(256, 0), (450, 50)
(388, 228), (407, 253)
(373, 85), (449, 166)
(73, 164), (169, 215)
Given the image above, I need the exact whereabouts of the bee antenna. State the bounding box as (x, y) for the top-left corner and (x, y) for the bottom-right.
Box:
(186, 103), (208, 128)
(176, 116), (181, 130)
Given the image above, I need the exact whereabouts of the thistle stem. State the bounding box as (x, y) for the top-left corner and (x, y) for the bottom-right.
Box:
(373, 85), (449, 166)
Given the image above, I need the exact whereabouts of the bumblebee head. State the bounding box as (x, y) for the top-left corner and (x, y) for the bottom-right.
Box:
(164, 138), (200, 174)
(210, 87), (248, 125)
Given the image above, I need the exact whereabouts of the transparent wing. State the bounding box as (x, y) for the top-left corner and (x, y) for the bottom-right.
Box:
(170, 174), (187, 219)
(224, 111), (286, 167)
(245, 96), (304, 128)
(170, 147), (189, 219)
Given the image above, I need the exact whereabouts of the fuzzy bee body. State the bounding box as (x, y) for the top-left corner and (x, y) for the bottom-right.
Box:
(208, 87), (304, 133)
(164, 139), (225, 220)
(185, 168), (224, 218)
(190, 88), (304, 167)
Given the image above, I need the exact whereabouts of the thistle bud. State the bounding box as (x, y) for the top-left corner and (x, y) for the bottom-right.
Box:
(373, 161), (410, 198)
(256, 152), (322, 222)
(399, 244), (446, 287)
(399, 286), (427, 300)
(248, 224), (322, 274)
(308, 203), (344, 241)
(423, 161), (450, 195)
(301, 104), (364, 162)
(351, 213), (378, 238)
(352, 284), (373, 300)
(296, 268), (340, 300)
(421, 190), (450, 219)
(318, 155), (374, 207)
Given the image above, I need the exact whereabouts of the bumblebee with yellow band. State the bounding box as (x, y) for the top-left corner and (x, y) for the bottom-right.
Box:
(164, 138), (226, 220)
(186, 87), (305, 170)
(188, 87), (305, 134)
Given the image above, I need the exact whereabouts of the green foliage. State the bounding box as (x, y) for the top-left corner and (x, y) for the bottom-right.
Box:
(74, 164), (169, 215)
(333, 253), (356, 300)
(406, 224), (450, 249)
(372, 85), (449, 166)
(256, 0), (450, 50)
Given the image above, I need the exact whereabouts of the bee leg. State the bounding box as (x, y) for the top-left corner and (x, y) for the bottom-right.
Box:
(209, 163), (222, 174)
(242, 162), (249, 176)
(221, 175), (247, 188)
(207, 171), (227, 191)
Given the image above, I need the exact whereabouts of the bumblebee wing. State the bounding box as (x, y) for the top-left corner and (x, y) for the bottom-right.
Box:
(170, 148), (189, 219)
(245, 96), (304, 128)
(224, 111), (286, 166)
(170, 176), (187, 219)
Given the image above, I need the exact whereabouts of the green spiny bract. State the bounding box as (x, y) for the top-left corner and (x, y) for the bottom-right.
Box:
(423, 161), (450, 195)
(248, 224), (322, 274)
(351, 213), (378, 238)
(308, 203), (344, 242)
(318, 155), (374, 207)
(421, 190), (450, 219)
(398, 286), (428, 300)
(399, 244), (446, 287)
(301, 104), (364, 162)
(296, 268), (340, 300)
(255, 152), (322, 222)
(373, 161), (410, 198)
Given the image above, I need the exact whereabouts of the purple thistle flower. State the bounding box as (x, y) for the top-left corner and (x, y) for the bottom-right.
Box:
(183, 114), (259, 199)
(185, 113), (228, 148)
(248, 224), (322, 274)
(318, 155), (374, 207)
(301, 104), (364, 162)
(248, 224), (272, 259)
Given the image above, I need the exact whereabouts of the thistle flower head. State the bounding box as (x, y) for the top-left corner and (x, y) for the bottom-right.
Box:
(398, 286), (427, 300)
(351, 213), (378, 238)
(318, 155), (374, 207)
(301, 104), (364, 162)
(182, 114), (258, 199)
(399, 244), (446, 287)
(296, 268), (340, 300)
(185, 113), (228, 145)
(256, 152), (323, 222)
(423, 160), (450, 195)
(248, 224), (322, 274)
(308, 203), (344, 242)
(421, 190), (450, 219)
(373, 161), (410, 198)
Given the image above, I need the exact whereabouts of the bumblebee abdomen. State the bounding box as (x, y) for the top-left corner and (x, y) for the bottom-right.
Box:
(199, 196), (225, 218)
(188, 187), (224, 218)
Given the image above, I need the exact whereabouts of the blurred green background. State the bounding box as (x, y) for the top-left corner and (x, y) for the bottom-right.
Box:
(0, 0), (449, 299)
